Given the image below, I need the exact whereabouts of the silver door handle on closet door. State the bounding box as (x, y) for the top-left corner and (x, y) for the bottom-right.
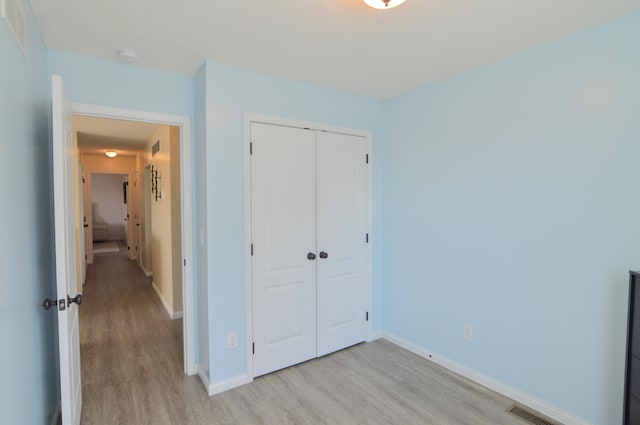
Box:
(319, 251), (328, 259)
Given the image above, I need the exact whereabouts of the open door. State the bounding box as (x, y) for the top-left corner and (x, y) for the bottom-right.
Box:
(79, 163), (86, 286)
(52, 74), (83, 425)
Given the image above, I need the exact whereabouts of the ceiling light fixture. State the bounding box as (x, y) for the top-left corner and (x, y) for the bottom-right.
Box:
(105, 151), (117, 158)
(363, 0), (406, 9)
(117, 48), (139, 64)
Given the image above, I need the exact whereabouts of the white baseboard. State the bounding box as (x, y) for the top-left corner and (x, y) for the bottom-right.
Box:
(151, 281), (180, 320)
(379, 332), (591, 425)
(138, 261), (153, 277)
(198, 363), (210, 393)
(368, 330), (383, 342)
(50, 401), (61, 425)
(208, 373), (253, 396)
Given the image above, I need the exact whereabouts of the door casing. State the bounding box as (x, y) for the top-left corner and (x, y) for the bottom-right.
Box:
(73, 102), (196, 376)
(243, 113), (373, 380)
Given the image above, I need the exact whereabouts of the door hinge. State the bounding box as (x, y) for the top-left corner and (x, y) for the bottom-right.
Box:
(82, 177), (85, 183)
(250, 142), (253, 155)
(127, 246), (130, 251)
(366, 233), (369, 243)
(251, 244), (254, 256)
(366, 154), (369, 164)
(184, 259), (186, 266)
(85, 254), (87, 260)
(366, 311), (369, 322)
(252, 342), (255, 354)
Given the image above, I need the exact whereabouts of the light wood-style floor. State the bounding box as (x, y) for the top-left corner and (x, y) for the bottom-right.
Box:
(80, 248), (523, 425)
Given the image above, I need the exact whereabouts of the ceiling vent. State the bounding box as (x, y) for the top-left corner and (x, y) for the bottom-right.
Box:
(2, 0), (26, 56)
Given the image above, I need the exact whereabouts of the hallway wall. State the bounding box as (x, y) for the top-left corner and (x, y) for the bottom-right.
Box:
(0, 0), (59, 423)
(143, 125), (183, 318)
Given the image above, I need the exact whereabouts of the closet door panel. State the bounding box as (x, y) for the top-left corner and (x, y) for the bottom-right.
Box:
(316, 132), (368, 357)
(251, 123), (317, 376)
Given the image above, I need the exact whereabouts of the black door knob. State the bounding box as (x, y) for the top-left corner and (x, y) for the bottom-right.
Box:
(319, 251), (328, 259)
(68, 294), (83, 306)
(42, 298), (58, 310)
(307, 252), (316, 260)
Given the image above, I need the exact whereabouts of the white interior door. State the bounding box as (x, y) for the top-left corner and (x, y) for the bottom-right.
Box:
(251, 122), (317, 377)
(124, 175), (134, 259)
(132, 171), (140, 260)
(84, 171), (93, 264)
(141, 165), (152, 273)
(316, 132), (368, 356)
(79, 163), (86, 285)
(52, 74), (82, 425)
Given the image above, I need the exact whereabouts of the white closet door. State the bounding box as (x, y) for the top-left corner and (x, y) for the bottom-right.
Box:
(316, 132), (368, 357)
(251, 122), (317, 376)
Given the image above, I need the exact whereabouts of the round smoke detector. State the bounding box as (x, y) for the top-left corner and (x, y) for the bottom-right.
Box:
(117, 48), (139, 64)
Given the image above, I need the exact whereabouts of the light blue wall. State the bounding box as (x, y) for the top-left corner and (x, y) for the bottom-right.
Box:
(382, 13), (640, 425)
(47, 50), (194, 117)
(202, 61), (385, 381)
(0, 1), (58, 424)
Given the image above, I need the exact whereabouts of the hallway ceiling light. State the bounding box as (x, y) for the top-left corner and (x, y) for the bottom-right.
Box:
(363, 0), (406, 9)
(105, 150), (117, 158)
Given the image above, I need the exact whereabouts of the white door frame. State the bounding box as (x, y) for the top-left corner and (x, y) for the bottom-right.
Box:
(243, 113), (373, 380)
(73, 102), (197, 376)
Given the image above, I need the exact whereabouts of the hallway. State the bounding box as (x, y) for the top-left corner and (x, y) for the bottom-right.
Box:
(79, 247), (203, 424)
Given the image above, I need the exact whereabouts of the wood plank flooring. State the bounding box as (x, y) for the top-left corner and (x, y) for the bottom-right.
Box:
(80, 249), (523, 425)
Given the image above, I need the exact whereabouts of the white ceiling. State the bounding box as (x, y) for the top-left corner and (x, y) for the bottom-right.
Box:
(29, 0), (640, 99)
(74, 116), (161, 156)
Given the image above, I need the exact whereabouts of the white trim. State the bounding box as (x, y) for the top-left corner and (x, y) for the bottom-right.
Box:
(367, 330), (383, 342)
(138, 261), (153, 277)
(243, 112), (373, 379)
(246, 113), (372, 138)
(365, 134), (373, 340)
(208, 374), (253, 396)
(243, 116), (254, 379)
(379, 332), (592, 425)
(151, 281), (181, 319)
(71, 102), (197, 376)
(197, 364), (210, 394)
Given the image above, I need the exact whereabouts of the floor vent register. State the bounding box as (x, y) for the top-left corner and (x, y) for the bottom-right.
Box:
(507, 404), (561, 425)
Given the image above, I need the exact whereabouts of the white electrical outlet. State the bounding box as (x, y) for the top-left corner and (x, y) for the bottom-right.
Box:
(463, 324), (473, 341)
(227, 332), (237, 348)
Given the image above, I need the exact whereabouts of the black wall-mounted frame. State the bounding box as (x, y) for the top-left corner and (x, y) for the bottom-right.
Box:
(150, 165), (161, 202)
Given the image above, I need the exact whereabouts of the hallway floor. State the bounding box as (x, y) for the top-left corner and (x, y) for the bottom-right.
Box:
(80, 251), (522, 425)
